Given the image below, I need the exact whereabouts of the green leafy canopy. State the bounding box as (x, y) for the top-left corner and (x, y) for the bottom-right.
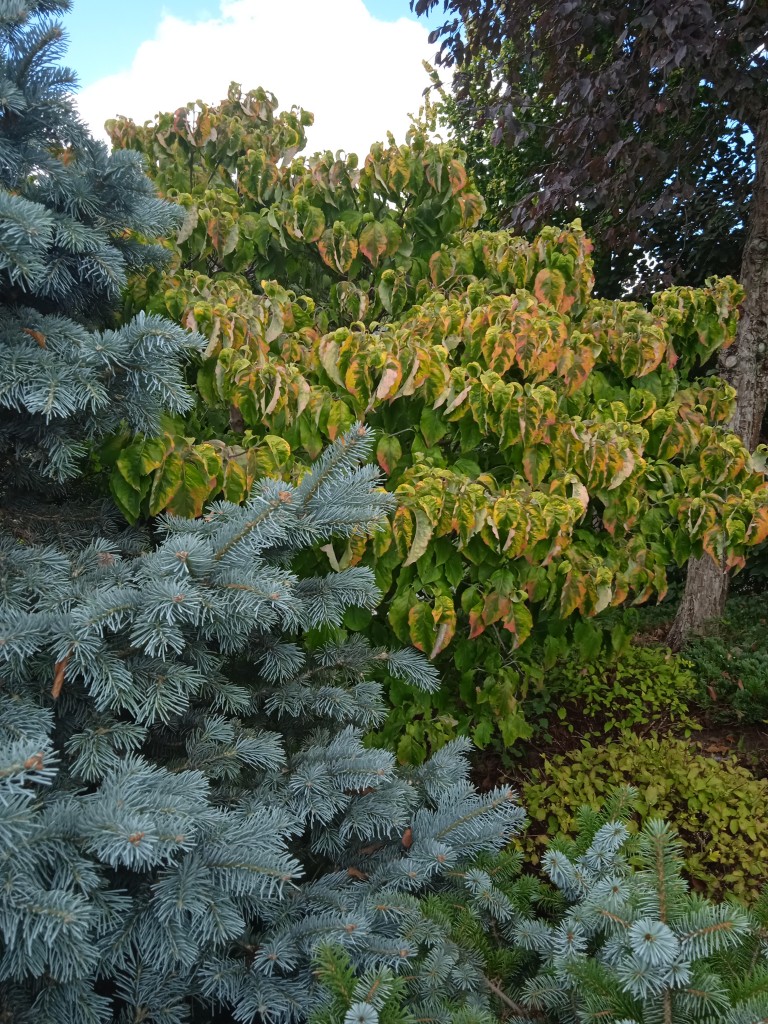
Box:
(106, 85), (768, 758)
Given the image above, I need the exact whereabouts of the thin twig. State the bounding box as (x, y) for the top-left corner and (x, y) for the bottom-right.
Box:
(485, 977), (543, 1019)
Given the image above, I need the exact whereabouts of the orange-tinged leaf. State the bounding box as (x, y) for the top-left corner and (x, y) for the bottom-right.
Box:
(560, 571), (586, 618)
(408, 597), (456, 658)
(359, 221), (389, 267)
(457, 191), (485, 227)
(318, 223), (358, 274)
(430, 620), (454, 659)
(326, 400), (353, 441)
(468, 601), (485, 639)
(448, 159), (467, 195)
(408, 601), (434, 654)
(481, 591), (512, 628)
(533, 268), (569, 312)
(392, 506), (414, 560)
(376, 434), (402, 475)
(607, 450), (636, 490)
(318, 335), (343, 386)
(429, 249), (454, 287)
(23, 328), (46, 348)
(502, 600), (533, 649)
(747, 506), (768, 546)
(164, 450), (219, 518)
(375, 362), (403, 401)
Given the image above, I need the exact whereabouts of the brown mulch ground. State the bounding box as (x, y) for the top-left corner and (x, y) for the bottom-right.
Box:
(470, 706), (768, 795)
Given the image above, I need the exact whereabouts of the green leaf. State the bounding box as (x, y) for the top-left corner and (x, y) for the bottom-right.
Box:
(148, 450), (184, 514)
(533, 267), (568, 311)
(419, 406), (448, 448)
(573, 619), (603, 660)
(499, 709), (533, 747)
(116, 435), (170, 491)
(387, 589), (415, 644)
(250, 434), (292, 476)
(403, 509), (433, 567)
(503, 600), (533, 649)
(326, 400), (354, 441)
(343, 607), (373, 630)
(444, 552), (464, 589)
(144, 441), (216, 519)
(376, 434), (403, 475)
(223, 457), (248, 503)
(110, 469), (146, 524)
(522, 446), (552, 488)
(472, 719), (494, 749)
(378, 268), (409, 316)
(318, 222), (358, 274)
(359, 219), (402, 267)
(408, 601), (435, 654)
(397, 730), (426, 765)
(164, 449), (218, 518)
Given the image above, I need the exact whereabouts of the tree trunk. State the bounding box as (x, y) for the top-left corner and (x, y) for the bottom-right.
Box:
(669, 110), (768, 650)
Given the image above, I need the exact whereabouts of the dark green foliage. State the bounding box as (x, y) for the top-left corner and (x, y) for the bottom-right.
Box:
(682, 594), (768, 724)
(309, 947), (419, 1024)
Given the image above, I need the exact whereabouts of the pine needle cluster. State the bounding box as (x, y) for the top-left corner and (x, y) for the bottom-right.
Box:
(311, 790), (768, 1024)
(0, 5), (526, 1020)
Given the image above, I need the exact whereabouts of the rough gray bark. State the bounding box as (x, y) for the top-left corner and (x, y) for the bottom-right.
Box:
(669, 110), (768, 649)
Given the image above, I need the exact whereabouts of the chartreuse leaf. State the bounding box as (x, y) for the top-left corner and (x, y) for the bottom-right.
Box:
(403, 509), (433, 567)
(250, 435), (291, 476)
(151, 446), (219, 518)
(223, 457), (248, 503)
(148, 450), (184, 514)
(391, 507), (414, 560)
(326, 401), (354, 441)
(110, 471), (150, 525)
(116, 435), (171, 491)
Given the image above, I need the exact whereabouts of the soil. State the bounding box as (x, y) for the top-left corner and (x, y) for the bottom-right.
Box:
(470, 704), (768, 794)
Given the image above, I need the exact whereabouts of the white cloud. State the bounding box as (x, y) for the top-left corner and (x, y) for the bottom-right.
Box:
(76, 0), (438, 158)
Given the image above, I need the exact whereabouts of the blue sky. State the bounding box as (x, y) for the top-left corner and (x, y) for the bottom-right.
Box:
(62, 1), (441, 87)
(65, 0), (446, 156)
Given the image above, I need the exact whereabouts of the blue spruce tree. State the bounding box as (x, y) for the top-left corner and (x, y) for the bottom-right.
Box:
(318, 791), (768, 1023)
(0, 4), (525, 1021)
